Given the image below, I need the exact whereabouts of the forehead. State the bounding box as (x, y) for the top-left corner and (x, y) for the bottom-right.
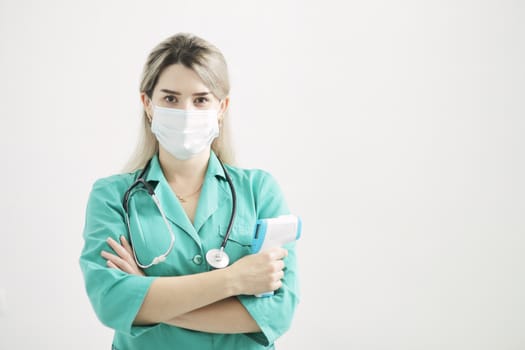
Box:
(155, 64), (209, 93)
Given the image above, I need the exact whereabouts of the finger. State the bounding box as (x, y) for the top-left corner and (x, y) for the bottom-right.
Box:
(119, 237), (145, 276)
(105, 256), (123, 271)
(114, 259), (134, 274)
(270, 268), (285, 282)
(107, 260), (119, 269)
(120, 236), (134, 256)
(102, 250), (124, 267)
(270, 280), (283, 291)
(268, 247), (288, 260)
(101, 250), (117, 260)
(102, 250), (133, 273)
(273, 259), (285, 272)
(107, 237), (132, 260)
(107, 259), (134, 274)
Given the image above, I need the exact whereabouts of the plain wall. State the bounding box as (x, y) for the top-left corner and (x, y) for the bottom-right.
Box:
(0, 0), (524, 349)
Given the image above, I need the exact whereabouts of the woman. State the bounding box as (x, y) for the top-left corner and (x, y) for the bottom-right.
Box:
(79, 33), (299, 350)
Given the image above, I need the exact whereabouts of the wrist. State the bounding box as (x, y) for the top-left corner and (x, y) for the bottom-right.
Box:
(221, 266), (241, 296)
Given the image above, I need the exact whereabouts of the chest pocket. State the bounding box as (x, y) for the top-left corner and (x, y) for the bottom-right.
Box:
(218, 222), (255, 263)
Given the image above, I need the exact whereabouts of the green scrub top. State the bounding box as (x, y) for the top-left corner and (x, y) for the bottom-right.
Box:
(79, 151), (300, 350)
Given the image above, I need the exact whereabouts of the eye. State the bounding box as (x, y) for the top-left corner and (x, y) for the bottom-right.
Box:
(194, 97), (209, 105)
(164, 95), (177, 103)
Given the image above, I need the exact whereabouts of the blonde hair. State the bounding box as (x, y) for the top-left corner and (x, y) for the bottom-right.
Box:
(124, 33), (234, 172)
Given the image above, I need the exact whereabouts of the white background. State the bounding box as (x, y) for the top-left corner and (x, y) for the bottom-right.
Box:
(1, 0), (524, 349)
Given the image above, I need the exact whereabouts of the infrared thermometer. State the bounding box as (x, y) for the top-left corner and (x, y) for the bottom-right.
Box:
(251, 214), (302, 297)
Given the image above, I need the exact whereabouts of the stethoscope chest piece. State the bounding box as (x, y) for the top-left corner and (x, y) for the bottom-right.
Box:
(206, 248), (230, 269)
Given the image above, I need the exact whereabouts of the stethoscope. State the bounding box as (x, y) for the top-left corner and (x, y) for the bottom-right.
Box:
(122, 156), (236, 269)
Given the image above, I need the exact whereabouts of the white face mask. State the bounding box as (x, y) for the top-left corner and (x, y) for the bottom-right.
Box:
(150, 105), (220, 160)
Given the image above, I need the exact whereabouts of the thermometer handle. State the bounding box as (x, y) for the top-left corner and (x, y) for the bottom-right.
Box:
(251, 215), (302, 297)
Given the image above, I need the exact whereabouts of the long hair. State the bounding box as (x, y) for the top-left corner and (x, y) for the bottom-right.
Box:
(124, 33), (234, 172)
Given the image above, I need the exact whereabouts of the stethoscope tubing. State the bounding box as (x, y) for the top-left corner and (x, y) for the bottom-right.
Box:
(217, 156), (236, 249)
(122, 155), (236, 268)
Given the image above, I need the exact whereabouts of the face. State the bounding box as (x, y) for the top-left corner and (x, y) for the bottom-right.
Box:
(142, 63), (229, 124)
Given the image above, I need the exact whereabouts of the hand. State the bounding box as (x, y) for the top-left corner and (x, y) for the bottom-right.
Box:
(226, 247), (288, 295)
(101, 236), (145, 276)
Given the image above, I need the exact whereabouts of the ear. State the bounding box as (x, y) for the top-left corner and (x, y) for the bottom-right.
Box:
(141, 92), (153, 123)
(218, 96), (230, 127)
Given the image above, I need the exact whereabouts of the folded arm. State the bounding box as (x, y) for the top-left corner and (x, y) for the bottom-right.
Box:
(166, 297), (260, 333)
(134, 268), (236, 325)
(103, 236), (286, 328)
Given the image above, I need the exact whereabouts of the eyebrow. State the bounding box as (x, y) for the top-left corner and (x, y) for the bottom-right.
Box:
(160, 89), (210, 96)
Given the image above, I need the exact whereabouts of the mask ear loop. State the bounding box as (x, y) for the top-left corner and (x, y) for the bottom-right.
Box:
(146, 96), (154, 124)
(218, 105), (223, 129)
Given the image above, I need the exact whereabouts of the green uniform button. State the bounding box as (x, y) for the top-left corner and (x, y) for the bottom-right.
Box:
(193, 254), (203, 265)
